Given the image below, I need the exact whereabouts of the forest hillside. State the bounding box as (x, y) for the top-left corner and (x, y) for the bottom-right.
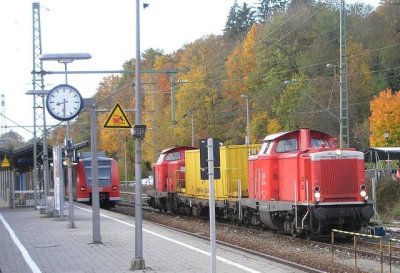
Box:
(47, 0), (400, 180)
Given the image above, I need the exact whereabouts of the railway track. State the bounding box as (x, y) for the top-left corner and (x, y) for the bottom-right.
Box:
(115, 192), (400, 272)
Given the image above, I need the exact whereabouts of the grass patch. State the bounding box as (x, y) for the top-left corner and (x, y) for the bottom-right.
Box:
(375, 180), (400, 221)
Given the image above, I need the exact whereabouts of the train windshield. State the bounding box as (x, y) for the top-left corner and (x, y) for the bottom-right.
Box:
(83, 159), (112, 187)
(311, 138), (330, 148)
(165, 152), (181, 161)
(276, 138), (298, 153)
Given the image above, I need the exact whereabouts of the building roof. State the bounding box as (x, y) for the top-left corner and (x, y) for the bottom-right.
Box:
(364, 147), (400, 162)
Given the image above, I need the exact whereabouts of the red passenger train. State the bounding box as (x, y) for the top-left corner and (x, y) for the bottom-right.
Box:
(73, 152), (120, 208)
(147, 128), (374, 238)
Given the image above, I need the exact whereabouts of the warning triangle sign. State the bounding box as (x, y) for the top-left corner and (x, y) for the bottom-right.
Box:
(104, 103), (133, 128)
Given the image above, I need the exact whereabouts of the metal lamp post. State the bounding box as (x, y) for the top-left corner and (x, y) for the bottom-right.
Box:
(240, 95), (250, 145)
(131, 0), (146, 270)
(384, 130), (390, 172)
(39, 53), (91, 228)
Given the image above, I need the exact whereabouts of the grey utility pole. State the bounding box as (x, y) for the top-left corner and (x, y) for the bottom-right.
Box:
(131, 0), (146, 270)
(241, 95), (250, 145)
(87, 98), (101, 243)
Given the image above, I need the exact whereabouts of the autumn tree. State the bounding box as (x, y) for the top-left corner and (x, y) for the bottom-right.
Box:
(369, 89), (400, 146)
(47, 125), (66, 147)
(0, 130), (25, 150)
(46, 0), (400, 176)
(224, 24), (260, 144)
(173, 35), (229, 146)
(369, 2), (400, 90)
(249, 3), (325, 135)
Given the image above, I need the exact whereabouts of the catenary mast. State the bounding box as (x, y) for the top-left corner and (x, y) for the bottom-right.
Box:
(32, 3), (49, 206)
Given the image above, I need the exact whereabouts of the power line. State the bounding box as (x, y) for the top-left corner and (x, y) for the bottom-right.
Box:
(0, 113), (32, 134)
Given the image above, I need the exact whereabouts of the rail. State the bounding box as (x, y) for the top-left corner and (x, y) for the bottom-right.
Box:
(389, 237), (400, 273)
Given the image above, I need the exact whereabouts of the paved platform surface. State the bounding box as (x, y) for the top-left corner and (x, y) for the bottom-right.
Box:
(0, 202), (307, 273)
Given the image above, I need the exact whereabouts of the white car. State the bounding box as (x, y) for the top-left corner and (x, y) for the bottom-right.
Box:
(141, 176), (154, 185)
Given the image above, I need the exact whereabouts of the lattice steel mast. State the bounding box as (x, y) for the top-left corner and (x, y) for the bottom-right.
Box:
(339, 0), (349, 148)
(32, 3), (49, 206)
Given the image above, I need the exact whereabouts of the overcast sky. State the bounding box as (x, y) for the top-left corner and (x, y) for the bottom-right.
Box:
(1, 0), (380, 141)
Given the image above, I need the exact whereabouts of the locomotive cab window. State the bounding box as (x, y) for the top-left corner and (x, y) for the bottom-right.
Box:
(311, 138), (330, 148)
(156, 153), (166, 164)
(259, 141), (273, 155)
(276, 138), (298, 153)
(165, 152), (181, 161)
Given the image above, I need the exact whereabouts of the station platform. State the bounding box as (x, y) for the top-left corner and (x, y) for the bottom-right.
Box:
(0, 202), (308, 273)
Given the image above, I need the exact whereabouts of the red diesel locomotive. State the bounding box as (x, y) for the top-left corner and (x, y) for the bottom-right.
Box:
(241, 129), (373, 238)
(148, 129), (374, 238)
(74, 152), (120, 208)
(149, 146), (195, 211)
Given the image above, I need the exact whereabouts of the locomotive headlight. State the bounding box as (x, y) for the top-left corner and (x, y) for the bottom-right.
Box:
(314, 186), (321, 202)
(360, 184), (367, 199)
(335, 149), (342, 156)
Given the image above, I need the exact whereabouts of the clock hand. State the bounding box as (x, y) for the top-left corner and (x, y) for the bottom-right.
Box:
(56, 101), (67, 106)
(62, 98), (67, 117)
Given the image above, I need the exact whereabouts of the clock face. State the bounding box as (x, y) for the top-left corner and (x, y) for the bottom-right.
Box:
(46, 84), (83, 121)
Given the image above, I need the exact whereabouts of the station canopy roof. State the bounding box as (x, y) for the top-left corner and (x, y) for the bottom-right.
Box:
(0, 141), (88, 172)
(364, 147), (400, 162)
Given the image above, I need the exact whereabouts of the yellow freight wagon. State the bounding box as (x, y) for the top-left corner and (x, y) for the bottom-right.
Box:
(181, 144), (260, 202)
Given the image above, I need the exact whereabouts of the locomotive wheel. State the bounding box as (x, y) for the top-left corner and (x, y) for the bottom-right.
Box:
(305, 230), (312, 241)
(242, 209), (249, 227)
(290, 224), (299, 238)
(184, 205), (192, 216)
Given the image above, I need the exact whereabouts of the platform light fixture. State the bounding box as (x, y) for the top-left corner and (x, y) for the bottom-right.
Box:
(384, 130), (390, 142)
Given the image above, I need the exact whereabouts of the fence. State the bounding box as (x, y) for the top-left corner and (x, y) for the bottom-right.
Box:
(0, 169), (13, 207)
(331, 229), (385, 272)
(0, 169), (46, 208)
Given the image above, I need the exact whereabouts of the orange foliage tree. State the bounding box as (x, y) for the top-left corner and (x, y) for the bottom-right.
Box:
(369, 89), (400, 146)
(224, 24), (260, 144)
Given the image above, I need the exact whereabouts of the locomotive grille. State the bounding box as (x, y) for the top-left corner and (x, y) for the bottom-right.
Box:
(320, 159), (358, 195)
